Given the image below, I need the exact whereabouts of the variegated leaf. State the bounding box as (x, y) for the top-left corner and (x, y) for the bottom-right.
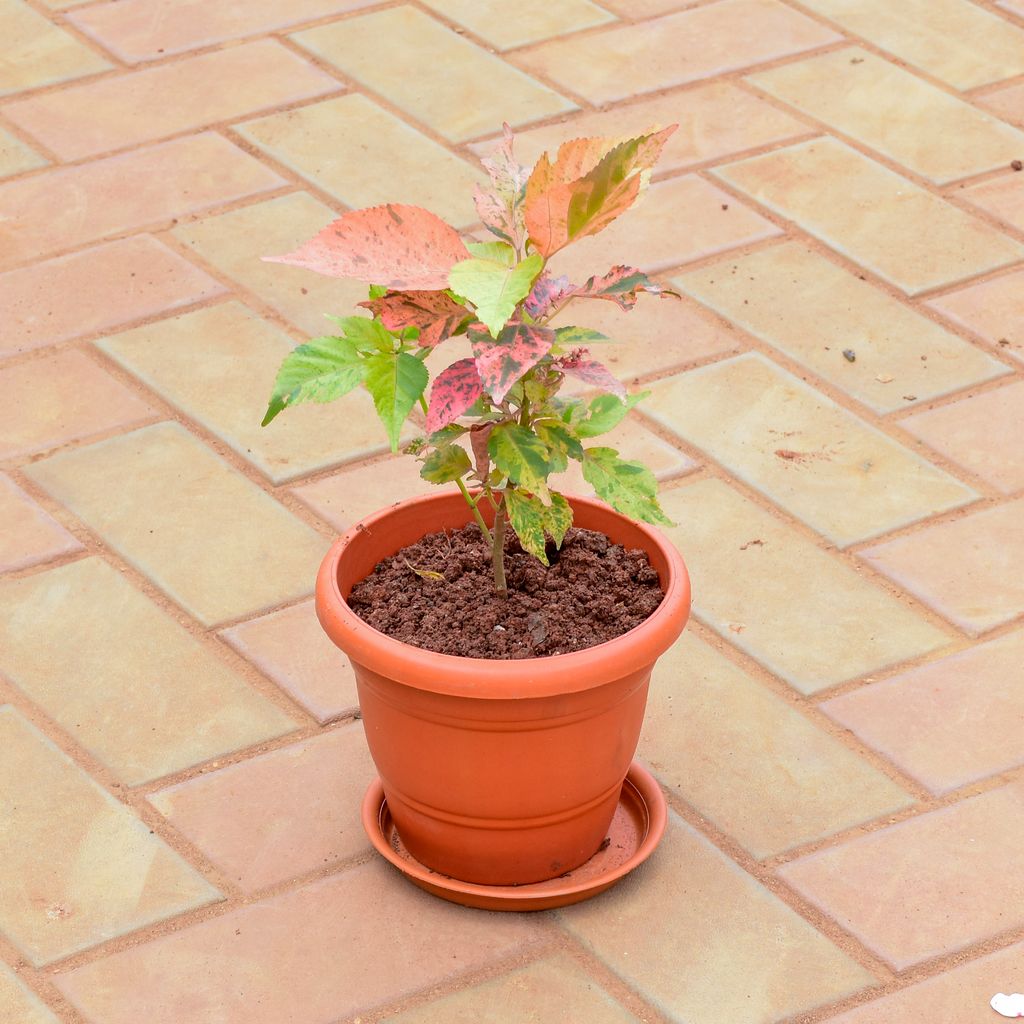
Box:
(475, 123), (530, 246)
(425, 358), (484, 433)
(555, 350), (627, 399)
(582, 447), (672, 526)
(488, 424), (552, 494)
(572, 265), (680, 310)
(359, 290), (468, 348)
(469, 322), (555, 403)
(524, 272), (573, 319)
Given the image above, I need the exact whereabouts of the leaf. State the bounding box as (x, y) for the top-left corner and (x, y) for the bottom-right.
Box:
(475, 123), (530, 247)
(449, 250), (543, 338)
(582, 447), (672, 526)
(576, 392), (646, 438)
(488, 424), (552, 494)
(535, 418), (584, 474)
(543, 492), (573, 547)
(263, 204), (469, 291)
(263, 335), (364, 426)
(425, 358), (484, 433)
(404, 560), (445, 581)
(420, 443), (472, 483)
(469, 422), (493, 480)
(469, 322), (555, 403)
(571, 265), (680, 310)
(504, 490), (574, 564)
(555, 351), (627, 399)
(525, 272), (573, 319)
(363, 351), (429, 453)
(553, 326), (615, 346)
(359, 291), (469, 349)
(324, 314), (395, 353)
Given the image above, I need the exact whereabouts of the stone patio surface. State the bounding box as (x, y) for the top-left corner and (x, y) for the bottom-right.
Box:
(2, 0), (1024, 1021)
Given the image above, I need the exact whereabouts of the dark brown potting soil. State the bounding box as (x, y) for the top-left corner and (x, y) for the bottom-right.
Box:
(347, 524), (664, 659)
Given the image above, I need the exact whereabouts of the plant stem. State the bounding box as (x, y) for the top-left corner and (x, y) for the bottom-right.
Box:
(418, 393), (429, 415)
(456, 478), (493, 546)
(491, 494), (508, 598)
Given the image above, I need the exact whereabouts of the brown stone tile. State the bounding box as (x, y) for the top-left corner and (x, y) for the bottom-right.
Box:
(980, 80), (1024, 127)
(3, 40), (339, 161)
(515, 0), (840, 105)
(557, 811), (874, 1022)
(292, 6), (575, 142)
(57, 862), (541, 1023)
(0, 134), (285, 270)
(422, 0), (614, 49)
(0, 960), (59, 1024)
(715, 138), (1024, 296)
(0, 473), (80, 572)
(0, 236), (224, 357)
(859, 497), (1024, 635)
(0, 125), (46, 179)
(779, 781), (1024, 969)
(927, 268), (1024, 365)
(25, 422), (328, 627)
(961, 172), (1024, 234)
(0, 349), (155, 460)
(0, 558), (298, 785)
(0, 707), (219, 966)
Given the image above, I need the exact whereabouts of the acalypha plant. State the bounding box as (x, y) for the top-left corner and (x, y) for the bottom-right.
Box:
(263, 124), (680, 595)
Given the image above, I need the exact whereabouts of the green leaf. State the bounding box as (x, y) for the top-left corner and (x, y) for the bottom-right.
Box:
(324, 314), (394, 353)
(449, 251), (544, 338)
(582, 447), (672, 526)
(504, 488), (549, 563)
(553, 326), (615, 346)
(536, 418), (584, 474)
(428, 423), (468, 446)
(488, 423), (552, 494)
(363, 351), (429, 453)
(576, 392), (647, 438)
(465, 240), (515, 263)
(420, 443), (472, 483)
(544, 492), (573, 547)
(262, 335), (364, 426)
(367, 284), (388, 300)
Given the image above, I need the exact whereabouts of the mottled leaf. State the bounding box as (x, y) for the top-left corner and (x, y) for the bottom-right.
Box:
(555, 350), (627, 399)
(262, 335), (364, 426)
(363, 351), (429, 452)
(449, 249), (543, 337)
(475, 123), (530, 247)
(553, 326), (615, 346)
(359, 290), (469, 348)
(582, 447), (672, 526)
(572, 265), (680, 310)
(469, 322), (555, 403)
(488, 424), (552, 494)
(535, 418), (584, 473)
(524, 272), (573, 319)
(425, 358), (484, 433)
(469, 422), (493, 481)
(504, 488), (549, 563)
(576, 392), (646, 438)
(544, 492), (573, 547)
(420, 443), (472, 483)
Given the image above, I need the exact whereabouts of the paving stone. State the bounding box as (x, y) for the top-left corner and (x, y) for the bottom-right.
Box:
(557, 810), (874, 1022)
(97, 301), (395, 484)
(714, 138), (1024, 296)
(0, 236), (225, 357)
(0, 125), (45, 179)
(0, 707), (220, 966)
(25, 422), (328, 627)
(0, 960), (59, 1024)
(0, 349), (155, 460)
(675, 243), (1007, 414)
(901, 380), (1024, 493)
(796, 0), (1024, 90)
(860, 497), (1024, 635)
(961, 172), (1024, 234)
(515, 0), (839, 105)
(927, 268), (1024, 365)
(1002, 0), (1024, 16)
(598, 0), (701, 14)
(3, 40), (339, 161)
(0, 134), (284, 270)
(748, 48), (1024, 184)
(421, 0), (614, 50)
(149, 725), (374, 892)
(291, 6), (575, 142)
(640, 632), (913, 858)
(237, 93), (483, 230)
(0, 473), (80, 573)
(56, 861), (541, 1023)
(645, 353), (976, 547)
(779, 781), (1024, 969)
(0, 558), (298, 785)
(659, 479), (950, 694)
(823, 629), (1024, 795)
(980, 81), (1024, 127)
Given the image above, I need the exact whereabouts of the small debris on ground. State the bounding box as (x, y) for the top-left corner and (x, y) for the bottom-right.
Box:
(998, 338), (1011, 347)
(903, 394), (918, 401)
(843, 348), (856, 362)
(876, 373), (894, 383)
(1012, 160), (1023, 172)
(740, 539), (764, 550)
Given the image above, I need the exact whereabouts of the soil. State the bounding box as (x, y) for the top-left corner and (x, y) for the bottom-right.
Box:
(347, 524), (664, 659)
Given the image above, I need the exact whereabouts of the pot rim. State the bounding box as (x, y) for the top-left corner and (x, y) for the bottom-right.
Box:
(315, 490), (691, 699)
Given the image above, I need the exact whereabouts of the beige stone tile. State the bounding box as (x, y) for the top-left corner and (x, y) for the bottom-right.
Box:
(98, 301), (394, 484)
(927, 268), (1024, 365)
(646, 353), (977, 546)
(292, 6), (575, 142)
(714, 138), (1024, 296)
(1002, 0), (1024, 16)
(749, 48), (1024, 184)
(0, 960), (59, 1024)
(0, 236), (225, 357)
(0, 558), (298, 785)
(675, 243), (1007, 413)
(0, 349), (155, 460)
(558, 811), (873, 1022)
(25, 422), (328, 627)
(515, 0), (840, 105)
(0, 707), (220, 966)
(980, 80), (1024, 127)
(599, 0), (700, 15)
(57, 862), (541, 1023)
(961, 172), (1024, 233)
(382, 953), (638, 1023)
(0, 125), (45, 178)
(0, 473), (80, 572)
(3, 40), (338, 161)
(640, 633), (912, 858)
(0, 134), (285, 270)
(859, 497), (1024, 635)
(901, 380), (1024, 493)
(237, 93), (483, 230)
(660, 479), (950, 693)
(422, 0), (614, 49)
(0, 0), (110, 96)
(797, 0), (1024, 90)
(780, 781), (1024, 969)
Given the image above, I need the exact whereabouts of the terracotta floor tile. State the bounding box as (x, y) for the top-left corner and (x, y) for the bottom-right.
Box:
(0, 349), (155, 460)
(25, 422), (328, 627)
(0, 134), (284, 270)
(3, 40), (339, 161)
(557, 811), (874, 1022)
(961, 172), (1024, 234)
(715, 138), (1024, 296)
(926, 268), (1024, 365)
(421, 0), (614, 50)
(0, 125), (45, 178)
(660, 479), (949, 693)
(779, 781), (1024, 969)
(0, 473), (80, 572)
(0, 959), (59, 1024)
(291, 6), (575, 142)
(675, 243), (1007, 413)
(57, 862), (542, 1023)
(237, 93), (484, 230)
(748, 48), (1024, 184)
(0, 236), (224, 357)
(0, 558), (298, 785)
(0, 707), (220, 966)
(980, 80), (1024, 127)
(859, 497), (1024, 635)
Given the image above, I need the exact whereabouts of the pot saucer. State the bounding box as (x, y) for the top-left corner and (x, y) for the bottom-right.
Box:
(361, 761), (667, 912)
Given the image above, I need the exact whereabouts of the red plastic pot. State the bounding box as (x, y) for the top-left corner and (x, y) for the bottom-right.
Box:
(315, 490), (690, 886)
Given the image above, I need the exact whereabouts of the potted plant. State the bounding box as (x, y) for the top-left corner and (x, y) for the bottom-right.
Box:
(262, 125), (691, 909)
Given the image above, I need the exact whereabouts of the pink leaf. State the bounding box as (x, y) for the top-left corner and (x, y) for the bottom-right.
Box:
(555, 349), (627, 399)
(475, 123), (529, 246)
(425, 358), (484, 433)
(359, 290), (468, 348)
(263, 204), (469, 291)
(470, 323), (555, 403)
(524, 272), (573, 319)
(572, 265), (680, 310)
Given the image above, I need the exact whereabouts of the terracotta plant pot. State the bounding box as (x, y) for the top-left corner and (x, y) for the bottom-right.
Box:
(316, 490), (691, 887)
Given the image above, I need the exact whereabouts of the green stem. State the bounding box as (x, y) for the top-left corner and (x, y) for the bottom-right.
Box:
(418, 393), (429, 415)
(456, 478), (493, 546)
(491, 493), (508, 598)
